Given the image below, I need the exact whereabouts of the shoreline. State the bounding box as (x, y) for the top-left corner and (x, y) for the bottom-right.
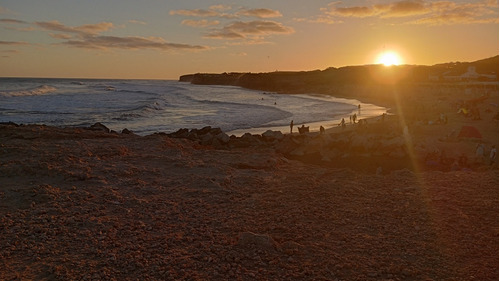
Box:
(227, 94), (387, 136)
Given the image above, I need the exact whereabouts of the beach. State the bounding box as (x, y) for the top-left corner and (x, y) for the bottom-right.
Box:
(1, 80), (498, 280)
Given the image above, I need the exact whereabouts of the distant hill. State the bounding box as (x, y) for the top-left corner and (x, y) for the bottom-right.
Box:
(432, 56), (499, 74)
(179, 56), (499, 96)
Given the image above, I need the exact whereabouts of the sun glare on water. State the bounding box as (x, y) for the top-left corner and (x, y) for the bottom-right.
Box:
(376, 51), (402, 66)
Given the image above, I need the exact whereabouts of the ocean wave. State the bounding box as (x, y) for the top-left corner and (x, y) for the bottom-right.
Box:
(0, 85), (58, 97)
(89, 84), (116, 91)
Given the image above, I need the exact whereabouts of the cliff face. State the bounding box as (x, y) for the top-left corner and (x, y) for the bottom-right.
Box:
(179, 56), (499, 92)
(179, 56), (499, 106)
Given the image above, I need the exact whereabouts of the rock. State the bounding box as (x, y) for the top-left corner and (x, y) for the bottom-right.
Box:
(214, 132), (230, 144)
(121, 128), (134, 134)
(198, 126), (212, 135)
(168, 128), (189, 138)
(200, 134), (214, 145)
(209, 127), (223, 136)
(0, 121), (20, 127)
(89, 122), (110, 133)
(239, 133), (262, 146)
(262, 130), (284, 141)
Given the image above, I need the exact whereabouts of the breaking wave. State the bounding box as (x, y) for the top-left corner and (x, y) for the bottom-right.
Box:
(0, 85), (58, 97)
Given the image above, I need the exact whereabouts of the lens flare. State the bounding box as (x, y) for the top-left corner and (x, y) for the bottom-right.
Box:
(376, 51), (402, 66)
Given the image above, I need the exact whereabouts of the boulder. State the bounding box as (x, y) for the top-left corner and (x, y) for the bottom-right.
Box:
(214, 132), (230, 144)
(262, 130), (284, 141)
(200, 134), (215, 145)
(89, 122), (110, 133)
(209, 127), (223, 136)
(168, 128), (189, 138)
(197, 126), (212, 135)
(121, 128), (134, 135)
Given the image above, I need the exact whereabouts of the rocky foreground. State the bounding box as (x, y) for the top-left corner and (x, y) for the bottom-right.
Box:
(0, 122), (498, 280)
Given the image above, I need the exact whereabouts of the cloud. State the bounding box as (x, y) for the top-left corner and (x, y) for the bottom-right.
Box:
(170, 5), (292, 43)
(181, 19), (220, 27)
(33, 20), (210, 52)
(0, 40), (29, 45)
(294, 16), (343, 25)
(128, 20), (147, 25)
(170, 6), (283, 20)
(417, 0), (499, 25)
(326, 4), (376, 18)
(170, 8), (220, 17)
(318, 0), (498, 25)
(375, 1), (428, 18)
(59, 35), (209, 51)
(1, 18), (34, 31)
(236, 8), (283, 18)
(0, 18), (27, 24)
(205, 20), (294, 40)
(209, 5), (232, 11)
(170, 5), (237, 19)
(231, 52), (247, 56)
(49, 33), (73, 39)
(0, 6), (13, 14)
(36, 20), (114, 35)
(325, 0), (428, 18)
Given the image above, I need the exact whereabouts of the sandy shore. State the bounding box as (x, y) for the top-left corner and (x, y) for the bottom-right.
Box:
(0, 84), (498, 280)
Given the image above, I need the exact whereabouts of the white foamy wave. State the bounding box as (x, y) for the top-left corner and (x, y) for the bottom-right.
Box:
(0, 85), (58, 97)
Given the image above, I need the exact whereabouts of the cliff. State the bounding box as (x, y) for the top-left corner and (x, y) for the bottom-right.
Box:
(179, 56), (498, 91)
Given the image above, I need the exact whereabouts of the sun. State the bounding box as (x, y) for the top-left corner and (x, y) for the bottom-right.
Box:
(376, 51), (402, 66)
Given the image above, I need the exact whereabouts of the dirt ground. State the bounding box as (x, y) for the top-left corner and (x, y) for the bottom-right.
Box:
(1, 80), (498, 280)
(0, 121), (497, 280)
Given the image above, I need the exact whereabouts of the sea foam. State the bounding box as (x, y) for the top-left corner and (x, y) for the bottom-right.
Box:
(0, 85), (57, 97)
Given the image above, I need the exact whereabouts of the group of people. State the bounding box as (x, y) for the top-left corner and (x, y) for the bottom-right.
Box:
(288, 121), (325, 135)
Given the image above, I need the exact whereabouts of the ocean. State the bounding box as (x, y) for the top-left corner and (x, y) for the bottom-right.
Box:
(0, 78), (386, 136)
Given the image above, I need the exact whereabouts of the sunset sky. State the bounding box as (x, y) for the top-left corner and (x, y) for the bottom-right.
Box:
(1, 0), (498, 79)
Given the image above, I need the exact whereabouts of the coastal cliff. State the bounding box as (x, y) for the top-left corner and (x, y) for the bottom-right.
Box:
(180, 56), (499, 106)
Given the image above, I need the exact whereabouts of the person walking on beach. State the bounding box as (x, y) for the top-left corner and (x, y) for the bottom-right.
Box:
(339, 118), (346, 129)
(290, 120), (294, 134)
(320, 125), (325, 134)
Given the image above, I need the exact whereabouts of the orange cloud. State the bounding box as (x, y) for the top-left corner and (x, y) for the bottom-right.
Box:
(205, 20), (294, 40)
(49, 33), (73, 39)
(0, 18), (28, 24)
(170, 6), (283, 20)
(36, 20), (114, 35)
(35, 20), (209, 52)
(375, 0), (427, 18)
(60, 35), (209, 51)
(236, 8), (283, 18)
(319, 0), (498, 25)
(169, 9), (221, 17)
(0, 40), (29, 45)
(325, 0), (428, 18)
(181, 19), (220, 27)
